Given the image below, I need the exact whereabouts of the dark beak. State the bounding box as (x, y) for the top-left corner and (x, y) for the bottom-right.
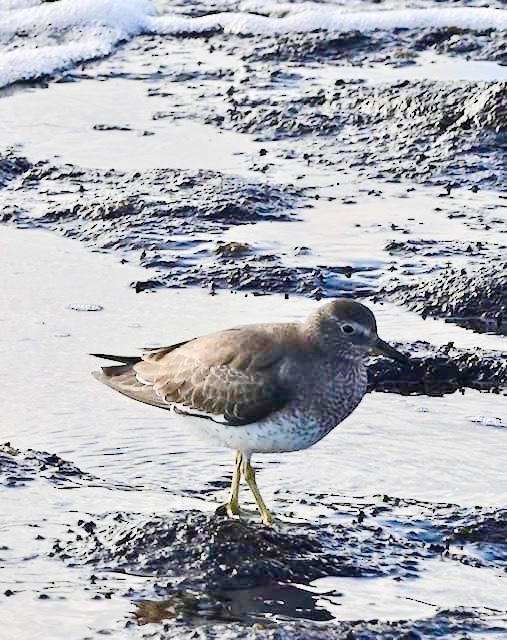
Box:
(372, 337), (409, 364)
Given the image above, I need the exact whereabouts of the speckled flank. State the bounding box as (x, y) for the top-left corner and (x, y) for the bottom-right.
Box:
(187, 358), (368, 455)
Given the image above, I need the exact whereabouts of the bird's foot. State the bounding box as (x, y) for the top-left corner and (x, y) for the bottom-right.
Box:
(215, 503), (275, 525)
(215, 500), (240, 518)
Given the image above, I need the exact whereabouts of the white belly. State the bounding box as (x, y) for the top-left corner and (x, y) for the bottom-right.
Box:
(176, 411), (330, 456)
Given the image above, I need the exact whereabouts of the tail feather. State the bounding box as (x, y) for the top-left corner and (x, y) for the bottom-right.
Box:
(92, 362), (171, 411)
(90, 353), (141, 365)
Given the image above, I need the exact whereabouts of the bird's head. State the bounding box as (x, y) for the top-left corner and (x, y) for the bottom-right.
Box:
(308, 298), (408, 363)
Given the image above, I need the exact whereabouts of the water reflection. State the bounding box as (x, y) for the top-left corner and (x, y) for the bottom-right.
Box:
(134, 582), (334, 626)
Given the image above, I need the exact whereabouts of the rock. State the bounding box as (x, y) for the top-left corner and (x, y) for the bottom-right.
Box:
(67, 303), (103, 312)
(92, 124), (132, 131)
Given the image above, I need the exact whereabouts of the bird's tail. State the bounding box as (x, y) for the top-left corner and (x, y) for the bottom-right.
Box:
(90, 353), (141, 365)
(91, 357), (170, 411)
(91, 353), (141, 381)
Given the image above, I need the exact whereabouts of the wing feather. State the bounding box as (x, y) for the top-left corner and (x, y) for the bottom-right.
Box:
(93, 324), (299, 426)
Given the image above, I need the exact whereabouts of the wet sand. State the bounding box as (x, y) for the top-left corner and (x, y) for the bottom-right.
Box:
(1, 1), (506, 638)
(1, 224), (505, 638)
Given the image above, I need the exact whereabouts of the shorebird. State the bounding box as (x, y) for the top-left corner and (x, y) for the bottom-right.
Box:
(92, 299), (407, 524)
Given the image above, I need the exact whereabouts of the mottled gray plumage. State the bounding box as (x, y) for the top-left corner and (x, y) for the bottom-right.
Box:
(92, 299), (408, 524)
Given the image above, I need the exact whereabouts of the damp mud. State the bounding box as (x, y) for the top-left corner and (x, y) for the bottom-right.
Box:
(52, 502), (507, 633)
(241, 26), (507, 66)
(1, 149), (506, 317)
(1, 226), (506, 639)
(0, 442), (98, 488)
(379, 261), (507, 335)
(209, 79), (506, 188)
(2, 437), (506, 638)
(368, 341), (506, 395)
(1, 1), (506, 638)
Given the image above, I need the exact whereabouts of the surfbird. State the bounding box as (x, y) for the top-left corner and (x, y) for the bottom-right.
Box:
(92, 299), (407, 524)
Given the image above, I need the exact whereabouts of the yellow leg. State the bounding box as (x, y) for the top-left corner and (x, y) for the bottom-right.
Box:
(242, 456), (273, 525)
(226, 451), (242, 517)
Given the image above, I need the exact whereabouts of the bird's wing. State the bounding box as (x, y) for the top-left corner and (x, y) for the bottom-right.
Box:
(94, 325), (296, 426)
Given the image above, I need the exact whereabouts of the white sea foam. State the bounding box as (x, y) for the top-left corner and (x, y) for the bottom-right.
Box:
(0, 0), (154, 37)
(0, 32), (117, 89)
(0, 0), (41, 9)
(0, 0), (154, 88)
(0, 0), (505, 89)
(148, 5), (507, 36)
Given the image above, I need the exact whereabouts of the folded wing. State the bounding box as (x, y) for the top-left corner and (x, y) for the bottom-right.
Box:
(93, 326), (293, 426)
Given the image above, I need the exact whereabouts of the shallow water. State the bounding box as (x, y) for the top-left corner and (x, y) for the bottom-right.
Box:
(1, 224), (506, 637)
(312, 560), (507, 622)
(0, 79), (261, 171)
(1, 1), (506, 638)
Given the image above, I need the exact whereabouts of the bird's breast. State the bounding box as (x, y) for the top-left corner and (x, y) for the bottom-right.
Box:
(288, 359), (368, 435)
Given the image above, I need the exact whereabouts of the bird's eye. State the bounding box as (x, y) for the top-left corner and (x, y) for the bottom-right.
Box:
(342, 324), (355, 335)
